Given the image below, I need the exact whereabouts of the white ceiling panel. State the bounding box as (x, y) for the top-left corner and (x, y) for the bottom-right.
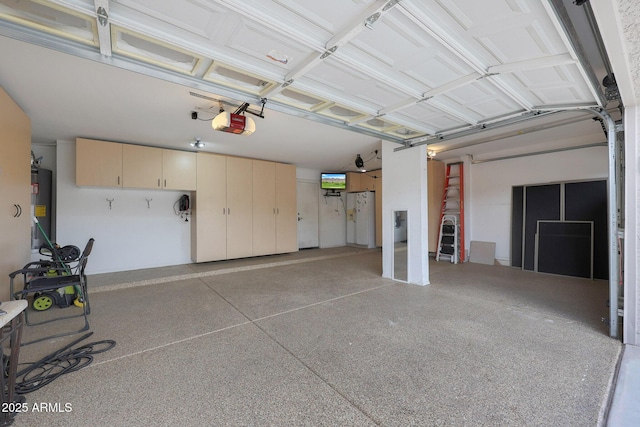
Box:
(394, 102), (469, 133)
(222, 20), (313, 73)
(114, 0), (216, 37)
(0, 0), (615, 169)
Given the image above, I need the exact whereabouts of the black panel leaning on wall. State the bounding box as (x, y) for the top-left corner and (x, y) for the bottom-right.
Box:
(523, 184), (561, 271)
(564, 180), (608, 280)
(511, 186), (524, 268)
(537, 221), (593, 278)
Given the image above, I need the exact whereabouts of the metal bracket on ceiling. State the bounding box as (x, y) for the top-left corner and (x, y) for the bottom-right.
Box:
(234, 98), (267, 119)
(96, 7), (108, 27)
(94, 0), (111, 57)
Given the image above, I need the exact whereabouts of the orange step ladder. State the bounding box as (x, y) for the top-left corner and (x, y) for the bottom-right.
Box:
(436, 162), (465, 263)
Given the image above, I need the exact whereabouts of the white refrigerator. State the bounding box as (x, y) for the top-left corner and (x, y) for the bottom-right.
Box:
(346, 191), (376, 248)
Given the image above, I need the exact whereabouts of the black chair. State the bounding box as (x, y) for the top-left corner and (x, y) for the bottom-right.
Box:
(9, 238), (94, 344)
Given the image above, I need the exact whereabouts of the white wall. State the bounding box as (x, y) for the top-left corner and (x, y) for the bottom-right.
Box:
(297, 167), (347, 248)
(318, 191), (347, 248)
(381, 141), (429, 285)
(56, 141), (192, 274)
(468, 146), (609, 265)
(55, 154), (351, 275)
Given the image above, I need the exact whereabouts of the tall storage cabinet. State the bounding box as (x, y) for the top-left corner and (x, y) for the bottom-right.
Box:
(191, 153), (227, 262)
(252, 161), (297, 256)
(192, 154), (297, 263)
(0, 87), (31, 301)
(252, 160), (277, 256)
(275, 163), (297, 253)
(225, 157), (253, 259)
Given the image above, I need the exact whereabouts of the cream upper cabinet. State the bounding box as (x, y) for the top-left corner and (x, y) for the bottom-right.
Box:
(191, 153), (227, 262)
(122, 144), (163, 189)
(275, 163), (297, 253)
(76, 138), (123, 187)
(77, 140), (195, 190)
(162, 149), (196, 191)
(360, 173), (375, 191)
(122, 145), (196, 190)
(252, 160), (277, 256)
(373, 169), (382, 191)
(346, 172), (361, 192)
(346, 171), (378, 192)
(0, 87), (31, 301)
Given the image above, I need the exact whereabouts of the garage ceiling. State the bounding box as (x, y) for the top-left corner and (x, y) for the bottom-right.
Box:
(0, 0), (617, 169)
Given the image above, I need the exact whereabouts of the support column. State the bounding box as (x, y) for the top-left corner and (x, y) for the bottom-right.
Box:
(381, 142), (429, 285)
(624, 106), (639, 345)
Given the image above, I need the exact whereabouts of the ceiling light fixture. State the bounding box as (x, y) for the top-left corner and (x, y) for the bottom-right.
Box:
(427, 150), (436, 159)
(191, 138), (205, 149)
(355, 154), (364, 168)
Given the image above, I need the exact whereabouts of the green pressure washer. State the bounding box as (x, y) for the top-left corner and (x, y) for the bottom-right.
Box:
(31, 217), (86, 311)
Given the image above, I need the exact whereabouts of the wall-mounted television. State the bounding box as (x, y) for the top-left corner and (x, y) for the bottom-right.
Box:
(321, 172), (347, 190)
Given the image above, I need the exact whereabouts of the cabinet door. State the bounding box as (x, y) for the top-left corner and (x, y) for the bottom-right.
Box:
(226, 157), (253, 259)
(191, 153), (227, 262)
(0, 87), (31, 301)
(360, 173), (375, 191)
(76, 138), (123, 187)
(373, 169), (382, 191)
(347, 172), (361, 192)
(163, 149), (196, 190)
(275, 163), (298, 253)
(122, 144), (162, 189)
(252, 160), (276, 256)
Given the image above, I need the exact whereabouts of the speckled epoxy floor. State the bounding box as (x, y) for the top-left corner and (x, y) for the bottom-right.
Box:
(12, 248), (621, 426)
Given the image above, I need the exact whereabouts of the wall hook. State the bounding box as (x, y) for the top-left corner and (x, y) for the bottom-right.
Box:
(146, 198), (153, 209)
(106, 198), (114, 210)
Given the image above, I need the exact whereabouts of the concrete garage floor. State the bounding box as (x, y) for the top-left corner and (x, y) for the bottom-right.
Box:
(12, 247), (621, 426)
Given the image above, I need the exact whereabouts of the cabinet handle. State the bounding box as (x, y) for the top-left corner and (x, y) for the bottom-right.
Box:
(164, 179), (167, 188)
(158, 179), (160, 187)
(273, 208), (276, 214)
(277, 208), (279, 214)
(117, 176), (120, 185)
(228, 208), (230, 215)
(13, 204), (21, 218)
(222, 208), (226, 215)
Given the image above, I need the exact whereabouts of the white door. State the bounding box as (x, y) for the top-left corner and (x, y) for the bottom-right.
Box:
(296, 180), (319, 248)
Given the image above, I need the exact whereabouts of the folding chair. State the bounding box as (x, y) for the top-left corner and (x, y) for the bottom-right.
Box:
(9, 238), (94, 344)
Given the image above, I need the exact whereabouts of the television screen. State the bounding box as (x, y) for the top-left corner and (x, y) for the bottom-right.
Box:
(321, 173), (347, 190)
